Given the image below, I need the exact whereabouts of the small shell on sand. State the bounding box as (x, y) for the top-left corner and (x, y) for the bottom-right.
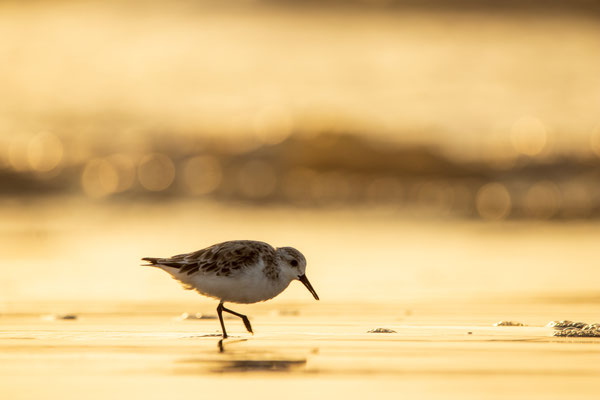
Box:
(367, 328), (396, 333)
(41, 314), (78, 321)
(277, 309), (300, 316)
(553, 328), (600, 337)
(548, 320), (600, 337)
(493, 321), (525, 327)
(546, 320), (586, 329)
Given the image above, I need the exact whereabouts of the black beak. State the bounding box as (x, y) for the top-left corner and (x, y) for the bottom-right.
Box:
(298, 274), (319, 300)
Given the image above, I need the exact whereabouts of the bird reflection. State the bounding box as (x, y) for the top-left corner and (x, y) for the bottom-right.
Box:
(218, 338), (247, 353)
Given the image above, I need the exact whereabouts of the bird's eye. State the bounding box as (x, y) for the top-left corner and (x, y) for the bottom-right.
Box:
(290, 260), (298, 267)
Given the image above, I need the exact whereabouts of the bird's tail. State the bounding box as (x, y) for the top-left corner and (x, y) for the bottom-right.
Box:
(141, 257), (185, 270)
(141, 257), (162, 267)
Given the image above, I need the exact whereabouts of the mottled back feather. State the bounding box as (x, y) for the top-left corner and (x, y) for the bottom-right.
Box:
(143, 240), (277, 278)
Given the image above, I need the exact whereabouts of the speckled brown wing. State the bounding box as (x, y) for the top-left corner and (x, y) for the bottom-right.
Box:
(153, 240), (277, 278)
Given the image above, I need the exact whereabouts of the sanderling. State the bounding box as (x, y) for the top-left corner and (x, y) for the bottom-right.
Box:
(142, 240), (319, 340)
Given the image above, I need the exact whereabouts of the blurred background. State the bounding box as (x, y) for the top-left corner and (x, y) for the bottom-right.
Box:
(1, 0), (600, 311)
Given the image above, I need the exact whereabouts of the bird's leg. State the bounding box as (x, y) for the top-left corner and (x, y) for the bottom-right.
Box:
(221, 305), (253, 334)
(216, 302), (228, 339)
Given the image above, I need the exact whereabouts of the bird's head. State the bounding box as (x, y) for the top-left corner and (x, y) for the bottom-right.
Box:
(276, 246), (319, 300)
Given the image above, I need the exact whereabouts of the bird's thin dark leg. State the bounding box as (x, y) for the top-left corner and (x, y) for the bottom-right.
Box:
(221, 305), (253, 334)
(216, 301), (228, 339)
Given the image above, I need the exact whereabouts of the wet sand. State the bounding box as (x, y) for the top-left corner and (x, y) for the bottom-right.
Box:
(2, 301), (599, 400)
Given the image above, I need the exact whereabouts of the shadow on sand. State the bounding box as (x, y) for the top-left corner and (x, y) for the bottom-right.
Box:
(177, 338), (308, 374)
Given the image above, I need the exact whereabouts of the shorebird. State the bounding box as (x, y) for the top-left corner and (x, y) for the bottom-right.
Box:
(142, 240), (319, 340)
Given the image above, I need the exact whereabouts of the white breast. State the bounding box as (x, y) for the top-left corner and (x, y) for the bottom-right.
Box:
(160, 262), (291, 304)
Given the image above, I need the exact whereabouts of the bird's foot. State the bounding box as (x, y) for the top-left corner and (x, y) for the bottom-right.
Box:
(241, 316), (253, 334)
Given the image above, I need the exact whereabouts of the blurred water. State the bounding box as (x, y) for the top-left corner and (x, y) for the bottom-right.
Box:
(1, 1), (599, 157)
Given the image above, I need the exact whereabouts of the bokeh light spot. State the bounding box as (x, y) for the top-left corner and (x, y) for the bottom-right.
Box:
(366, 177), (403, 204)
(237, 159), (277, 199)
(182, 155), (223, 195)
(416, 182), (453, 214)
(137, 153), (175, 192)
(106, 154), (136, 193)
(560, 182), (592, 218)
(524, 181), (561, 219)
(282, 168), (317, 204)
(310, 172), (351, 204)
(476, 182), (511, 220)
(81, 158), (119, 198)
(27, 132), (64, 172)
(253, 105), (293, 145)
(510, 116), (547, 156)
